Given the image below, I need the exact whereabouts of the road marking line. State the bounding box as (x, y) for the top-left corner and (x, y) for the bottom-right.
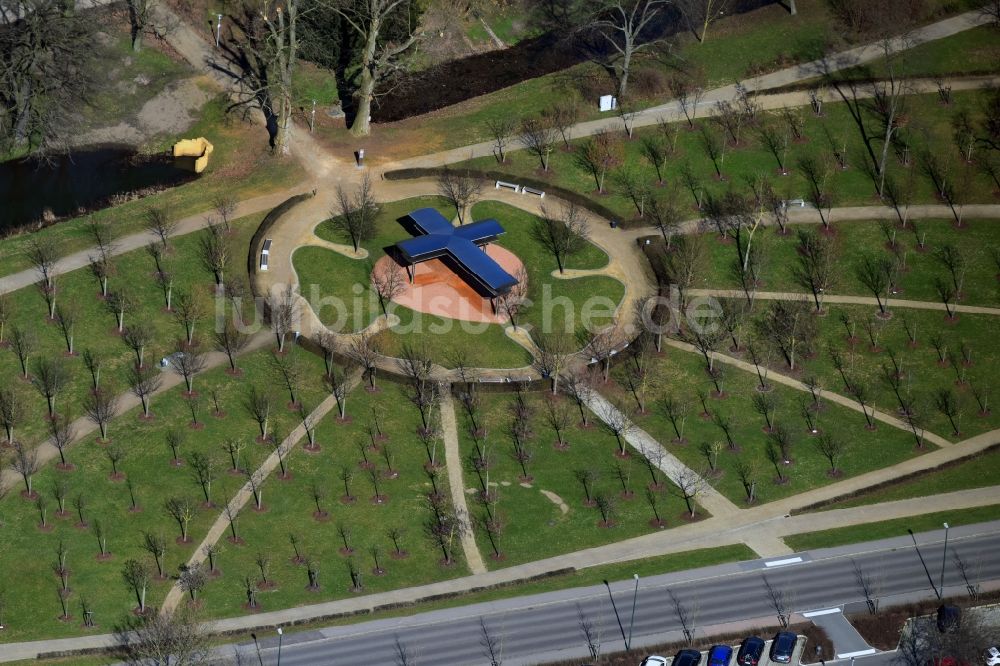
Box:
(802, 608), (842, 617)
(764, 556), (803, 567)
(838, 649), (877, 658)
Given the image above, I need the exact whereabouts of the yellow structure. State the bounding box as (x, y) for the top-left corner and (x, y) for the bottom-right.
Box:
(172, 137), (214, 173)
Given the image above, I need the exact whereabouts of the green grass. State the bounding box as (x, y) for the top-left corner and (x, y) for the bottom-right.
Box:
(0, 347), (328, 643)
(0, 96), (306, 278)
(453, 89), (996, 223)
(455, 389), (697, 569)
(609, 345), (927, 505)
(195, 380), (470, 620)
(727, 302), (1000, 441)
(784, 504), (1000, 551)
(810, 445), (1000, 511)
(838, 25), (1000, 81)
(292, 62), (340, 107)
(695, 218), (1000, 307)
(0, 211), (265, 445)
(304, 197), (622, 367)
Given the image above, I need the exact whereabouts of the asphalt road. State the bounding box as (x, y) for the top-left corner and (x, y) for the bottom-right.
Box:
(221, 527), (1000, 666)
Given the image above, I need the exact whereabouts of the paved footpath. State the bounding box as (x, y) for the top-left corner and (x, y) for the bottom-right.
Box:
(688, 289), (1000, 316)
(439, 388), (488, 574)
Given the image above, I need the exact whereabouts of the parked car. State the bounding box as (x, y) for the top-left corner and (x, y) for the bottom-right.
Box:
(639, 657), (668, 666)
(708, 645), (734, 666)
(673, 649), (702, 666)
(736, 636), (765, 666)
(770, 631), (797, 664)
(937, 605), (962, 632)
(985, 647), (1000, 666)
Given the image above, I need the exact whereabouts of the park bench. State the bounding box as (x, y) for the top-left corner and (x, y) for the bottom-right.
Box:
(520, 186), (545, 198)
(260, 238), (272, 271)
(495, 180), (520, 193)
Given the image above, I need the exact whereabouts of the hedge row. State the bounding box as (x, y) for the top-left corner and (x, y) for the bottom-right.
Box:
(382, 167), (621, 223)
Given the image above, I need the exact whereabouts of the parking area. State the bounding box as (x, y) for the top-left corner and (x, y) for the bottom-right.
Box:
(639, 634), (805, 666)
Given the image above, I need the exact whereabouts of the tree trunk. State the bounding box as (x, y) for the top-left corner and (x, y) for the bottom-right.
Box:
(350, 68), (376, 137)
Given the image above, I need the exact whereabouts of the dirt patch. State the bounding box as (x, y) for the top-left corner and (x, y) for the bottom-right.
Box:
(76, 77), (212, 147)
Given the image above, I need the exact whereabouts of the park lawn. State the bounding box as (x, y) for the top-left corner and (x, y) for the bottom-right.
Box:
(455, 388), (695, 569)
(0, 96), (306, 278)
(694, 218), (1000, 307)
(733, 302), (1000, 442)
(783, 504), (1000, 552)
(836, 25), (1000, 82)
(0, 211), (266, 445)
(195, 380), (470, 620)
(377, 308), (534, 369)
(306, 196), (622, 366)
(612, 344), (926, 506)
(0, 347), (327, 643)
(453, 89), (996, 224)
(809, 445), (1000, 512)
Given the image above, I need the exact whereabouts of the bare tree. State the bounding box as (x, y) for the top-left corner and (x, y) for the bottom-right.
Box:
(13, 442), (39, 496)
(165, 496), (196, 542)
(479, 617), (504, 666)
(762, 574), (791, 627)
(128, 364), (162, 419)
(25, 237), (58, 291)
(31, 356), (69, 418)
(543, 97), (581, 149)
(244, 386), (273, 441)
(120, 559), (151, 614)
(173, 346), (208, 395)
(83, 387), (118, 442)
(669, 590), (700, 645)
(114, 605), (209, 664)
(332, 174), (379, 252)
(371, 260), (408, 316)
(853, 559), (883, 615)
(350, 329), (383, 390)
(54, 302), (80, 356)
(172, 290), (207, 347)
(9, 325), (35, 380)
(486, 117), (517, 163)
(675, 0), (734, 42)
(214, 318), (250, 373)
(534, 331), (573, 393)
(672, 467), (706, 518)
(200, 221), (231, 287)
(576, 129), (624, 192)
(535, 202), (590, 274)
(144, 205), (177, 251)
(587, 0), (670, 99)
(856, 253), (894, 316)
(518, 117), (558, 171)
(437, 168), (483, 224)
(122, 322), (155, 370)
(497, 267), (530, 329)
(269, 284), (300, 353)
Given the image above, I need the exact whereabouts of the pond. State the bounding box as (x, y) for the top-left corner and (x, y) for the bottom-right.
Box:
(0, 145), (199, 232)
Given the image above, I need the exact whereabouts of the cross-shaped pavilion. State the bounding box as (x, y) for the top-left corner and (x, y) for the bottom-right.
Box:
(394, 208), (519, 301)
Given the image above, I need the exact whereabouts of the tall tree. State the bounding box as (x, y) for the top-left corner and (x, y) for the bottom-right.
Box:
(0, 0), (97, 153)
(586, 0), (670, 99)
(331, 0), (421, 136)
(233, 0), (302, 154)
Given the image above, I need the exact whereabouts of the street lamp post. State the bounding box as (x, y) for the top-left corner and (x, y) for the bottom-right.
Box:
(276, 627), (284, 666)
(627, 573), (639, 651)
(940, 522), (950, 598)
(216, 14), (223, 48)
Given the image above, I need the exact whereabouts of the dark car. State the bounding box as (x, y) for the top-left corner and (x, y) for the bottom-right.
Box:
(937, 605), (962, 633)
(673, 649), (702, 666)
(770, 632), (797, 664)
(708, 645), (733, 666)
(736, 636), (765, 666)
